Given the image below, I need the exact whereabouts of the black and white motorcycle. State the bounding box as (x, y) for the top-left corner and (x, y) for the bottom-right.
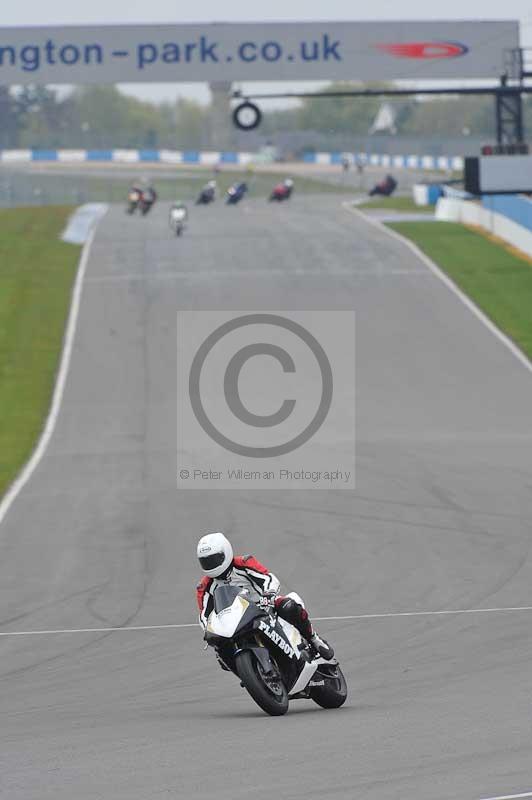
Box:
(169, 203), (188, 237)
(204, 584), (347, 716)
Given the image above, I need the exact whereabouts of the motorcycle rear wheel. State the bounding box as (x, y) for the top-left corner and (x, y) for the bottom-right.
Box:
(310, 664), (348, 709)
(235, 651), (289, 716)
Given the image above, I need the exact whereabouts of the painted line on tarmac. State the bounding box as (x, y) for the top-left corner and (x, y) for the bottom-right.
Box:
(0, 212), (106, 530)
(85, 268), (430, 283)
(4, 605), (532, 637)
(0, 622), (199, 637)
(314, 606), (532, 622)
(479, 792), (532, 800)
(343, 202), (532, 377)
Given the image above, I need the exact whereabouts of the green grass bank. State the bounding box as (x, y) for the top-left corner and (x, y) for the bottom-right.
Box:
(0, 206), (80, 498)
(358, 196), (435, 213)
(388, 220), (532, 361)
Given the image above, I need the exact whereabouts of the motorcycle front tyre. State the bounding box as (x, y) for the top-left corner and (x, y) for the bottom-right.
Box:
(235, 650), (288, 716)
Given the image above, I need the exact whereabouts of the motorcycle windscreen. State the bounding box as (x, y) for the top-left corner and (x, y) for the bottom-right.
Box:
(213, 584), (242, 612)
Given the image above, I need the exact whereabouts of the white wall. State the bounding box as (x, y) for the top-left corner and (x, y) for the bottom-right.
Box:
(435, 197), (532, 257)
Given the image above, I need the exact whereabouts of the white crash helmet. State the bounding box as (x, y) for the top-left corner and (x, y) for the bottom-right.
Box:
(197, 532), (233, 578)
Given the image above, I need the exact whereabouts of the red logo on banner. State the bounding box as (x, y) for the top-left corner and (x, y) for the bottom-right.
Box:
(375, 41), (469, 59)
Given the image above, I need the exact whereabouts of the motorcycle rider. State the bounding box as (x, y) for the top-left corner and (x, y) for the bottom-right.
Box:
(196, 532), (334, 660)
(127, 182), (142, 207)
(142, 182), (157, 206)
(199, 179), (216, 201)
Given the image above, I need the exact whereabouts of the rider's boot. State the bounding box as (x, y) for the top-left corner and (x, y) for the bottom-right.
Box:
(309, 631), (335, 661)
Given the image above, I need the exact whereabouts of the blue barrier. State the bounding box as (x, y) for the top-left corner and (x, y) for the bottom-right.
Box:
(427, 185), (444, 204)
(32, 150), (58, 161)
(482, 195), (532, 231)
(182, 151), (200, 163)
(0, 149), (465, 170)
(86, 150), (113, 161)
(138, 150), (161, 162)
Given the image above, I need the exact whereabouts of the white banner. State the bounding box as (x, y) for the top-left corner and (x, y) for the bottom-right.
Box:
(467, 155), (532, 194)
(0, 21), (519, 84)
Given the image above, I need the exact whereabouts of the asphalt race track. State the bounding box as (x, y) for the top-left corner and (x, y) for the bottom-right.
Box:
(2, 196), (532, 799)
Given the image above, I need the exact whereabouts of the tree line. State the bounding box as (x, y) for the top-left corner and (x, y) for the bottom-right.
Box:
(0, 83), (530, 150)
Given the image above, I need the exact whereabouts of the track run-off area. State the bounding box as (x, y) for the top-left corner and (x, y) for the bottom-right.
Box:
(1, 194), (532, 799)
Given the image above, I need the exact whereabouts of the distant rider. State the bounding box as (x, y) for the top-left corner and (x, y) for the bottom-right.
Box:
(203, 180), (217, 198)
(196, 532), (334, 660)
(142, 184), (157, 205)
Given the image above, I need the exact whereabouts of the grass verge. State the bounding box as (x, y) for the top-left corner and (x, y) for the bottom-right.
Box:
(358, 196), (435, 213)
(388, 220), (532, 361)
(0, 206), (80, 498)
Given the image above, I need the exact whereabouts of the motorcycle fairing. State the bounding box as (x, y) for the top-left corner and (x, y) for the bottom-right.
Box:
(277, 616), (305, 653)
(288, 656), (336, 696)
(207, 594), (251, 639)
(206, 584), (335, 698)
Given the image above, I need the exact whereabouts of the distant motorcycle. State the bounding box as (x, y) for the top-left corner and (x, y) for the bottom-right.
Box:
(269, 179), (294, 202)
(226, 181), (248, 205)
(139, 187), (157, 216)
(196, 181), (216, 205)
(369, 174), (397, 197)
(169, 203), (188, 237)
(126, 188), (142, 214)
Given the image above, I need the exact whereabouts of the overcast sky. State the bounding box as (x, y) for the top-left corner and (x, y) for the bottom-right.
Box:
(3, 1), (532, 105)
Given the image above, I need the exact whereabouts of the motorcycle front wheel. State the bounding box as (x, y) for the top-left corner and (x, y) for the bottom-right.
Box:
(235, 651), (288, 716)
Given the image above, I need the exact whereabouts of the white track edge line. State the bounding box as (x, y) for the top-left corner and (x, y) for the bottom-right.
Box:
(342, 202), (532, 377)
(4, 605), (532, 636)
(313, 606), (532, 621)
(0, 216), (106, 528)
(0, 623), (199, 636)
(479, 792), (532, 800)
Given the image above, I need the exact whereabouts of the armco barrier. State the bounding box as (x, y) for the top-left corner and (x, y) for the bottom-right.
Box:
(436, 195), (532, 257)
(303, 152), (463, 170)
(0, 149), (464, 170)
(481, 194), (532, 231)
(413, 183), (445, 206)
(413, 182), (471, 207)
(0, 149), (255, 165)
